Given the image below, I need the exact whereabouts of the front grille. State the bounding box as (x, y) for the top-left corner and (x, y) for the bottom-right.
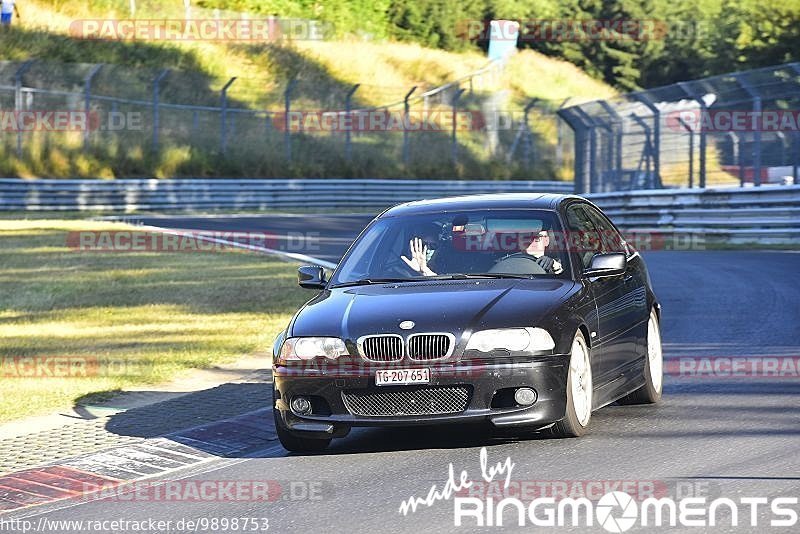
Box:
(342, 386), (470, 417)
(407, 334), (452, 360)
(360, 335), (404, 362)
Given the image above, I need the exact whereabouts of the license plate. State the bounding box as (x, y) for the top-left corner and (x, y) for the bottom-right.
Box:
(375, 368), (430, 386)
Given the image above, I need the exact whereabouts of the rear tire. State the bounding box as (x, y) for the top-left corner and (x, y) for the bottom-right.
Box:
(273, 409), (331, 453)
(552, 330), (593, 438)
(619, 309), (663, 405)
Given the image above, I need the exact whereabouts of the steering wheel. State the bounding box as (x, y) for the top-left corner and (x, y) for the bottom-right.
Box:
(383, 255), (421, 277)
(489, 254), (547, 275)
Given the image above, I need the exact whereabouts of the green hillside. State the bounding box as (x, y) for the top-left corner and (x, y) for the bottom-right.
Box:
(0, 0), (616, 179)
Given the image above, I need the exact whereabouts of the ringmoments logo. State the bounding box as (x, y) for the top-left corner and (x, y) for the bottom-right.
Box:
(452, 490), (800, 529)
(596, 491), (638, 532)
(397, 449), (800, 530)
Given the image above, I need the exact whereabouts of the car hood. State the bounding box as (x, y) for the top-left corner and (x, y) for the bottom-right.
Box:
(289, 278), (576, 340)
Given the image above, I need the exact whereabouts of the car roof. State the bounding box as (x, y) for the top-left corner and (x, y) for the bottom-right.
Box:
(380, 193), (584, 217)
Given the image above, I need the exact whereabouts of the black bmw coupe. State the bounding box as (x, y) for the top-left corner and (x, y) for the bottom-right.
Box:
(272, 194), (662, 451)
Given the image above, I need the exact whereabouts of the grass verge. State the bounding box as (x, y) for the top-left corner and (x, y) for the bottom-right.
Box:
(0, 219), (308, 422)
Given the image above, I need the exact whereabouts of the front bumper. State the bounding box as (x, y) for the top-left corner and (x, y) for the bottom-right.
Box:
(273, 355), (570, 437)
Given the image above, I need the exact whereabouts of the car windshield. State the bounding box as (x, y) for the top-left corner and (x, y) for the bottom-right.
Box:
(330, 209), (570, 286)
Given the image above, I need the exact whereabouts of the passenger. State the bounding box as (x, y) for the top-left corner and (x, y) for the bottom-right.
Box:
(400, 225), (440, 276)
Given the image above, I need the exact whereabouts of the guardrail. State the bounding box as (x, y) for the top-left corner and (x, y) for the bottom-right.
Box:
(590, 185), (800, 245)
(2, 179), (797, 245)
(0, 179), (572, 211)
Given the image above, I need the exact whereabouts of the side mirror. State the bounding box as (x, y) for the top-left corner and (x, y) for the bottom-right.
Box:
(298, 265), (327, 290)
(583, 252), (627, 278)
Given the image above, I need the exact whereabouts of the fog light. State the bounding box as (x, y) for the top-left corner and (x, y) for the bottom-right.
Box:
(290, 396), (312, 415)
(514, 387), (537, 406)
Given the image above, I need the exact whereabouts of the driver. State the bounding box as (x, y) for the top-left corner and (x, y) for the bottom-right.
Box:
(501, 229), (563, 274)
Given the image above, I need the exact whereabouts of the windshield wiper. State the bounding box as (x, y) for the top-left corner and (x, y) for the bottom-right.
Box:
(438, 273), (534, 280)
(330, 277), (427, 288)
(331, 273), (533, 288)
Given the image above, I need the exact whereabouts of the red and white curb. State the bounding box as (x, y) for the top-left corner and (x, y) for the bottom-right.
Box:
(0, 409), (279, 515)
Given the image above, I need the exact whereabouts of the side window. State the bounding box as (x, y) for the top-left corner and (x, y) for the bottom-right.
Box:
(583, 205), (628, 255)
(564, 204), (601, 269)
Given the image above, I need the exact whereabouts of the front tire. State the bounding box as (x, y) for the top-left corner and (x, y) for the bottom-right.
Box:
(619, 309), (663, 405)
(552, 330), (593, 438)
(273, 409), (332, 453)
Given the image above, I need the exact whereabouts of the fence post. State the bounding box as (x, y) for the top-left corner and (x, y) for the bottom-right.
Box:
(736, 133), (746, 185)
(451, 88), (466, 165)
(753, 95), (763, 186)
(403, 86), (417, 166)
(574, 107), (604, 192)
(509, 98), (539, 170)
(556, 98), (571, 169)
(192, 111), (199, 137)
(598, 100), (623, 186)
(14, 61), (34, 158)
(557, 106), (592, 194)
(630, 114), (653, 189)
(574, 126), (589, 194)
(789, 63), (800, 185)
(569, 108), (600, 192)
(508, 99), (537, 166)
(522, 99), (538, 170)
(284, 79), (297, 162)
(634, 94), (660, 187)
(220, 76), (237, 155)
(594, 117), (614, 190)
(794, 132), (800, 185)
(736, 75), (762, 186)
(345, 83), (360, 162)
(83, 64), (103, 152)
(678, 117), (694, 188)
(790, 64), (800, 185)
(589, 126), (598, 191)
(726, 132), (743, 187)
(678, 82), (707, 188)
(152, 69), (169, 154)
(775, 132), (787, 166)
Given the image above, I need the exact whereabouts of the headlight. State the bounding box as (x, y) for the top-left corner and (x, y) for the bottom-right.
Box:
(279, 337), (348, 361)
(465, 327), (555, 353)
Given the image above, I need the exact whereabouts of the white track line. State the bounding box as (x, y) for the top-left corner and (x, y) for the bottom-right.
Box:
(136, 224), (338, 270)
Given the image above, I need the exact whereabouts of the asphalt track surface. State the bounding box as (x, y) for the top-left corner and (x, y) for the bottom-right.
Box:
(6, 215), (800, 533)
